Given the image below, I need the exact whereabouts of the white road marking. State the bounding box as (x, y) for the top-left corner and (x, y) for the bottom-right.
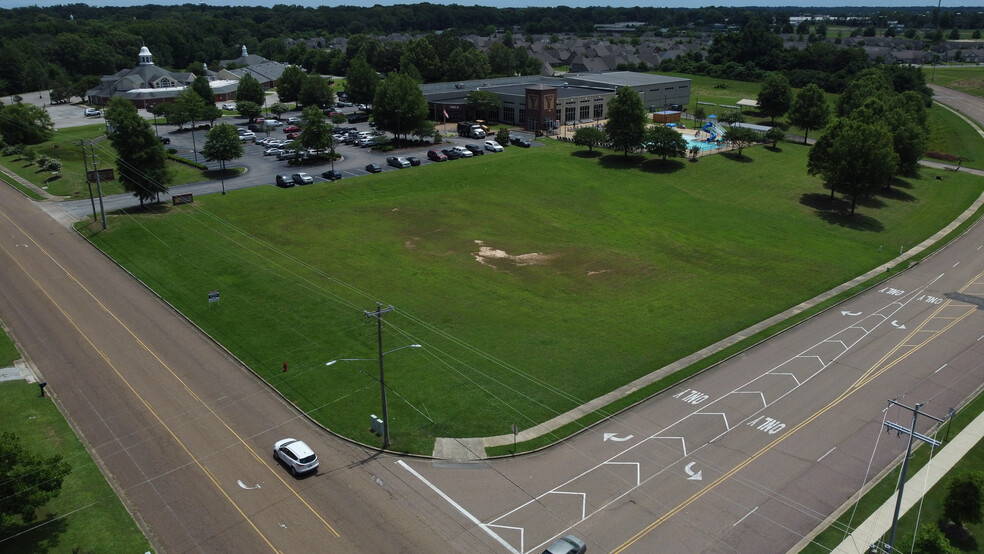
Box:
(817, 447), (836, 462)
(935, 364), (947, 374)
(733, 506), (758, 527)
(397, 460), (520, 554)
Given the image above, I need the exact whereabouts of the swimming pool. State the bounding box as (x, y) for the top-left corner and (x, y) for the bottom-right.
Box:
(685, 137), (722, 151)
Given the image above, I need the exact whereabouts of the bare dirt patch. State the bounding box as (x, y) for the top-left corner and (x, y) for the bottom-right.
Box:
(472, 239), (557, 268)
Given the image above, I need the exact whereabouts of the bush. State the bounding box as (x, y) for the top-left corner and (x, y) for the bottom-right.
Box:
(925, 150), (961, 162)
(21, 147), (36, 163)
(36, 154), (50, 168)
(44, 158), (62, 172)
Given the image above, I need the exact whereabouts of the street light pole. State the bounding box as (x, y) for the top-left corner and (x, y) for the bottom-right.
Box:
(366, 303), (394, 447)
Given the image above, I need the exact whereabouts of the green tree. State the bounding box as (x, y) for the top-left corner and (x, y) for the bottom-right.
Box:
(723, 126), (760, 157)
(299, 75), (333, 108)
(104, 97), (171, 205)
(191, 75), (215, 105)
(172, 88), (207, 130)
(836, 69), (892, 118)
(573, 127), (605, 152)
(807, 118), (898, 215)
(720, 109), (745, 125)
(764, 126), (786, 148)
(644, 125), (688, 160)
(236, 100), (261, 120)
(488, 42), (514, 75)
(200, 104), (222, 125)
(788, 83), (830, 144)
(943, 472), (984, 527)
(911, 523), (956, 554)
(373, 72), (428, 143)
(297, 104), (334, 154)
(0, 103), (53, 145)
(269, 102), (290, 119)
(346, 57), (380, 108)
(201, 123), (243, 195)
(400, 38), (442, 83)
(496, 127), (511, 146)
(604, 86), (647, 156)
(693, 106), (707, 127)
(466, 90), (502, 121)
(757, 73), (792, 124)
(0, 432), (71, 533)
(235, 73), (264, 107)
(277, 65), (306, 105)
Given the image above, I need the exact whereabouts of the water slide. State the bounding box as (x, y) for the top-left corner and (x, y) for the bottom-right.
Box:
(701, 122), (717, 141)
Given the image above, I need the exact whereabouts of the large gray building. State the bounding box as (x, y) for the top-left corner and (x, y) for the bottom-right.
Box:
(422, 71), (691, 132)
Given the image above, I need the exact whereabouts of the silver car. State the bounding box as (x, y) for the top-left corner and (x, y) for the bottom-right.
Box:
(274, 438), (319, 475)
(542, 535), (586, 554)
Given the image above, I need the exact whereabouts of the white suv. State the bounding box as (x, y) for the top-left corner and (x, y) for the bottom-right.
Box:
(451, 145), (473, 158)
(274, 438), (319, 475)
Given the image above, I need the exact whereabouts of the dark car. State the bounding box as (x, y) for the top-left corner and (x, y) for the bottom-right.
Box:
(365, 163), (383, 173)
(406, 156), (422, 167)
(347, 113), (370, 124)
(441, 148), (463, 160)
(321, 170), (342, 181)
(465, 144), (485, 155)
(427, 149), (447, 162)
(510, 136), (532, 148)
(158, 136), (171, 144)
(275, 174), (294, 188)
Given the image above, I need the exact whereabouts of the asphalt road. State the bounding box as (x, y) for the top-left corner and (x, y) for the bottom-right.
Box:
(0, 171), (493, 551)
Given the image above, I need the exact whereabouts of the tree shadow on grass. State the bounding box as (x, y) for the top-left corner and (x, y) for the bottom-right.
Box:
(941, 521), (978, 552)
(203, 168), (242, 180)
(572, 150), (603, 159)
(764, 145), (783, 153)
(800, 192), (885, 231)
(1, 514), (69, 552)
(113, 201), (172, 217)
(720, 152), (754, 163)
(876, 182), (917, 203)
(639, 158), (685, 174)
(599, 153), (646, 169)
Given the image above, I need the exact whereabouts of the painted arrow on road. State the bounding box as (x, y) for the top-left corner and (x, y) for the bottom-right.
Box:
(237, 480), (261, 490)
(891, 320), (907, 329)
(841, 310), (861, 316)
(684, 462), (703, 481)
(603, 433), (634, 442)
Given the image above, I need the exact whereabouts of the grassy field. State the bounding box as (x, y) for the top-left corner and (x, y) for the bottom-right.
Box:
(79, 137), (984, 454)
(0, 377), (149, 551)
(924, 65), (984, 99)
(0, 325), (18, 366)
(927, 102), (984, 170)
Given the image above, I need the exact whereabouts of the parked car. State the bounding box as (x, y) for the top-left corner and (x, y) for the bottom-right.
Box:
(442, 148), (463, 160)
(291, 172), (314, 185)
(347, 113), (370, 123)
(275, 174), (294, 188)
(321, 170), (342, 181)
(365, 163), (383, 173)
(83, 108), (102, 117)
(221, 103), (235, 110)
(484, 140), (504, 152)
(406, 156), (422, 167)
(427, 149), (447, 162)
(451, 146), (473, 158)
(264, 148), (284, 156)
(287, 117), (301, 125)
(542, 535), (586, 554)
(285, 132), (299, 140)
(511, 136), (532, 148)
(273, 438), (319, 475)
(278, 151), (302, 161)
(465, 144), (485, 156)
(284, 125), (301, 133)
(336, 101), (353, 107)
(386, 156), (411, 169)
(240, 131), (256, 141)
(359, 138), (377, 148)
(158, 136), (171, 144)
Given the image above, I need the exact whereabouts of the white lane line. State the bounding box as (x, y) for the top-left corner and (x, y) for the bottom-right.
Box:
(817, 447), (836, 462)
(935, 363), (948, 374)
(954, 262), (960, 268)
(396, 460), (520, 554)
(733, 506), (758, 527)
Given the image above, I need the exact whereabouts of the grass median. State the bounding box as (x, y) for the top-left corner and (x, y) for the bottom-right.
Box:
(78, 135), (984, 454)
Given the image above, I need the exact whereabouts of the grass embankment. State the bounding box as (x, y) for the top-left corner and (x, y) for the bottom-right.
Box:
(0, 329), (149, 551)
(924, 65), (984, 99)
(0, 123), (221, 198)
(79, 136), (983, 454)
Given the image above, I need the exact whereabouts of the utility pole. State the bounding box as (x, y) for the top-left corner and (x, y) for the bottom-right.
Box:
(881, 400), (944, 553)
(82, 140), (107, 230)
(365, 303), (395, 447)
(78, 140), (97, 222)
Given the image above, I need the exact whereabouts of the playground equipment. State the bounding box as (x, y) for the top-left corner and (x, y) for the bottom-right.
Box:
(701, 122), (718, 142)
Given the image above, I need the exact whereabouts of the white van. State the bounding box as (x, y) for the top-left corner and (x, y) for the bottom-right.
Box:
(264, 119), (283, 127)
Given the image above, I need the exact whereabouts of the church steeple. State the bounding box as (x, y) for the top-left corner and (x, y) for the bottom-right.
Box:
(138, 45), (154, 66)
(241, 44), (248, 58)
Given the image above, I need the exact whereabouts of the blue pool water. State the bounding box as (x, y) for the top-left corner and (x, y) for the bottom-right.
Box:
(685, 137), (722, 151)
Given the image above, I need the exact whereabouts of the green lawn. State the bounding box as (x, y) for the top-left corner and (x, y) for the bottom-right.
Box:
(0, 379), (149, 552)
(79, 138), (983, 454)
(924, 65), (984, 99)
(0, 326), (18, 366)
(927, 102), (984, 170)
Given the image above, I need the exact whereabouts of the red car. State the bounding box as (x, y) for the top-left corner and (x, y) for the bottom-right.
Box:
(427, 149), (447, 162)
(284, 125), (301, 133)
(286, 132), (299, 140)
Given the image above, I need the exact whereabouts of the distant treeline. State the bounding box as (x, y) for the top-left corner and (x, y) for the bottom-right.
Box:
(0, 4), (976, 98)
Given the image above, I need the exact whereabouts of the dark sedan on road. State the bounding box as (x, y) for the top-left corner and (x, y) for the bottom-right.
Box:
(465, 144), (485, 156)
(321, 170), (342, 181)
(442, 148), (463, 160)
(365, 163), (383, 173)
(406, 156), (422, 167)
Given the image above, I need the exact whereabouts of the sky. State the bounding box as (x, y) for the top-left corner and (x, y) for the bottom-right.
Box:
(1, 1), (953, 9)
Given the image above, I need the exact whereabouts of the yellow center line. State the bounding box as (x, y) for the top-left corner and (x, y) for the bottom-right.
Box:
(613, 274), (984, 553)
(0, 210), (340, 544)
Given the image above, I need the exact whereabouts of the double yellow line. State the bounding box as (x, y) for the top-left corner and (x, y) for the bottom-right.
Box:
(613, 279), (981, 553)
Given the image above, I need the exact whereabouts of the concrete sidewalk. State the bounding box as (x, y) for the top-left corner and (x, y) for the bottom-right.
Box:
(829, 409), (984, 553)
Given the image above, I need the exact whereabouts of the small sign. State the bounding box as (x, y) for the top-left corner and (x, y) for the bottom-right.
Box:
(208, 290), (219, 304)
(86, 168), (115, 182)
(172, 193), (194, 205)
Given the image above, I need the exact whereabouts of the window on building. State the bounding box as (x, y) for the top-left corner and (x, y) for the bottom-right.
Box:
(518, 108), (525, 125)
(594, 104), (604, 119)
(565, 106), (576, 122)
(579, 105), (590, 120)
(504, 107), (515, 123)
